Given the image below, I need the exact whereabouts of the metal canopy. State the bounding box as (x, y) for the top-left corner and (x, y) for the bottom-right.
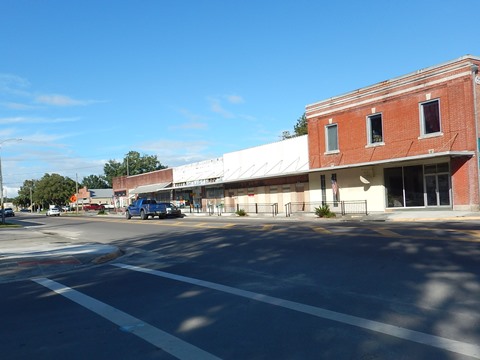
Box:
(133, 182), (171, 194)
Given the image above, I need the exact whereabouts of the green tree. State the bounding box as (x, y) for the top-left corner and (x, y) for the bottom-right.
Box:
(103, 160), (123, 187)
(35, 173), (76, 209)
(282, 113), (308, 139)
(82, 174), (109, 189)
(293, 113), (308, 136)
(14, 179), (38, 209)
(103, 151), (167, 186)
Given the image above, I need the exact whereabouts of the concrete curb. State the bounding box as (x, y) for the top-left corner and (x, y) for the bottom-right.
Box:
(0, 227), (125, 283)
(92, 248), (125, 264)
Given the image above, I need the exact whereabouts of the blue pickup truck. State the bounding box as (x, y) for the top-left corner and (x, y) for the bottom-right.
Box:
(125, 198), (167, 220)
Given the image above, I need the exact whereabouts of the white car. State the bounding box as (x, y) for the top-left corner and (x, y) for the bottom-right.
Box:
(46, 207), (61, 216)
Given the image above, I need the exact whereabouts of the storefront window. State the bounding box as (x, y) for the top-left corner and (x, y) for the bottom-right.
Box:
(385, 163), (450, 208)
(385, 167), (404, 207)
(404, 165), (424, 207)
(175, 190), (193, 207)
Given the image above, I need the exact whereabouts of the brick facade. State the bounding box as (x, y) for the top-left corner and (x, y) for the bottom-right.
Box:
(112, 168), (173, 195)
(306, 56), (480, 211)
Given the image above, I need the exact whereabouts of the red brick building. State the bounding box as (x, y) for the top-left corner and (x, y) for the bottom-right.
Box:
(306, 55), (480, 212)
(112, 168), (173, 207)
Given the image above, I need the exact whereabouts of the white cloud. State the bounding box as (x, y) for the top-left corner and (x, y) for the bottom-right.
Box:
(2, 185), (20, 199)
(0, 74), (105, 109)
(1, 102), (38, 110)
(224, 94), (244, 104)
(174, 108), (208, 130)
(139, 139), (213, 166)
(207, 94), (245, 118)
(170, 122), (208, 130)
(35, 94), (92, 107)
(0, 74), (31, 97)
(19, 132), (77, 147)
(178, 108), (207, 122)
(0, 116), (80, 124)
(0, 128), (16, 138)
(209, 97), (234, 118)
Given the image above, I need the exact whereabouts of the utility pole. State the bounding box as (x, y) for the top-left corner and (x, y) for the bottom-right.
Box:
(75, 173), (79, 215)
(29, 183), (33, 212)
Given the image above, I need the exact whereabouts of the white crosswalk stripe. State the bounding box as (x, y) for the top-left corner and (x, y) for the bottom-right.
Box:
(32, 277), (222, 360)
(113, 263), (480, 359)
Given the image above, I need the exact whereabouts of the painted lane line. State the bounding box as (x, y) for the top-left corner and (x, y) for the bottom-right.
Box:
(312, 226), (332, 234)
(372, 228), (402, 237)
(113, 263), (480, 359)
(32, 277), (221, 360)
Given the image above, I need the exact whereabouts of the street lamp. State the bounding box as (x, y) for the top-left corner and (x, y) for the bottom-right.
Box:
(0, 138), (22, 224)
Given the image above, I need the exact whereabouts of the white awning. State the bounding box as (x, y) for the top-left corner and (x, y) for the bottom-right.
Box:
(132, 182), (171, 194)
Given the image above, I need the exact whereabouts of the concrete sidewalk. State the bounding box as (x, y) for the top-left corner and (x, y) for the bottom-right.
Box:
(0, 228), (123, 283)
(332, 210), (480, 222)
(179, 209), (480, 222)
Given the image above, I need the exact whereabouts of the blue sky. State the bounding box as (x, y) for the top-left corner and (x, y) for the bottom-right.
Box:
(1, 0), (479, 196)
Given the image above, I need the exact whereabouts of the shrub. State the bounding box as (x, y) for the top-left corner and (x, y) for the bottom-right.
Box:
(235, 209), (247, 216)
(314, 204), (336, 218)
(97, 209), (107, 215)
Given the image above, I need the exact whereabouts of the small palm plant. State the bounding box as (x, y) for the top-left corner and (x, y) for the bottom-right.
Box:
(314, 204), (336, 218)
(235, 209), (247, 216)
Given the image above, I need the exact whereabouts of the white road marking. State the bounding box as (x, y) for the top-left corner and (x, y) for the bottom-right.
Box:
(113, 263), (480, 359)
(32, 277), (221, 360)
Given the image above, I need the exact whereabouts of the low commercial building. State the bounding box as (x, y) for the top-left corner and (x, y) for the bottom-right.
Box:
(221, 135), (309, 215)
(76, 187), (114, 208)
(112, 136), (309, 215)
(112, 55), (480, 215)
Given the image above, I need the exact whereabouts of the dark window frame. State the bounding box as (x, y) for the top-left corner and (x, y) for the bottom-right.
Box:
(367, 113), (383, 144)
(325, 123), (339, 152)
(420, 99), (441, 135)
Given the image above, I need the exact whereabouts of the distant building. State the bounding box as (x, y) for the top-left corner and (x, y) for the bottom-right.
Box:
(76, 187), (114, 207)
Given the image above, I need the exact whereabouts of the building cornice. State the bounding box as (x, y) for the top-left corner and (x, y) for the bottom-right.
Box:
(306, 55), (480, 119)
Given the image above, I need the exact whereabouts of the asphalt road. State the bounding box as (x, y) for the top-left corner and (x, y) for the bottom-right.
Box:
(1, 214), (480, 359)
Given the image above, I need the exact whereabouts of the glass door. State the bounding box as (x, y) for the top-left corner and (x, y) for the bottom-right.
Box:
(438, 174), (450, 205)
(424, 163), (450, 207)
(425, 175), (438, 206)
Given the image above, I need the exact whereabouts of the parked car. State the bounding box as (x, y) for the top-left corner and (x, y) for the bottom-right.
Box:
(62, 205), (71, 212)
(46, 207), (61, 216)
(158, 202), (182, 218)
(83, 203), (105, 211)
(1, 208), (15, 217)
(126, 198), (167, 220)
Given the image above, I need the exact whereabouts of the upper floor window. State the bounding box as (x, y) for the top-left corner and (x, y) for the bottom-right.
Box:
(367, 113), (383, 144)
(325, 124), (338, 152)
(420, 99), (441, 135)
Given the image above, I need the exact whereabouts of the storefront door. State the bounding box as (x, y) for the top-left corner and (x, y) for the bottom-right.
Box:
(425, 173), (450, 206)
